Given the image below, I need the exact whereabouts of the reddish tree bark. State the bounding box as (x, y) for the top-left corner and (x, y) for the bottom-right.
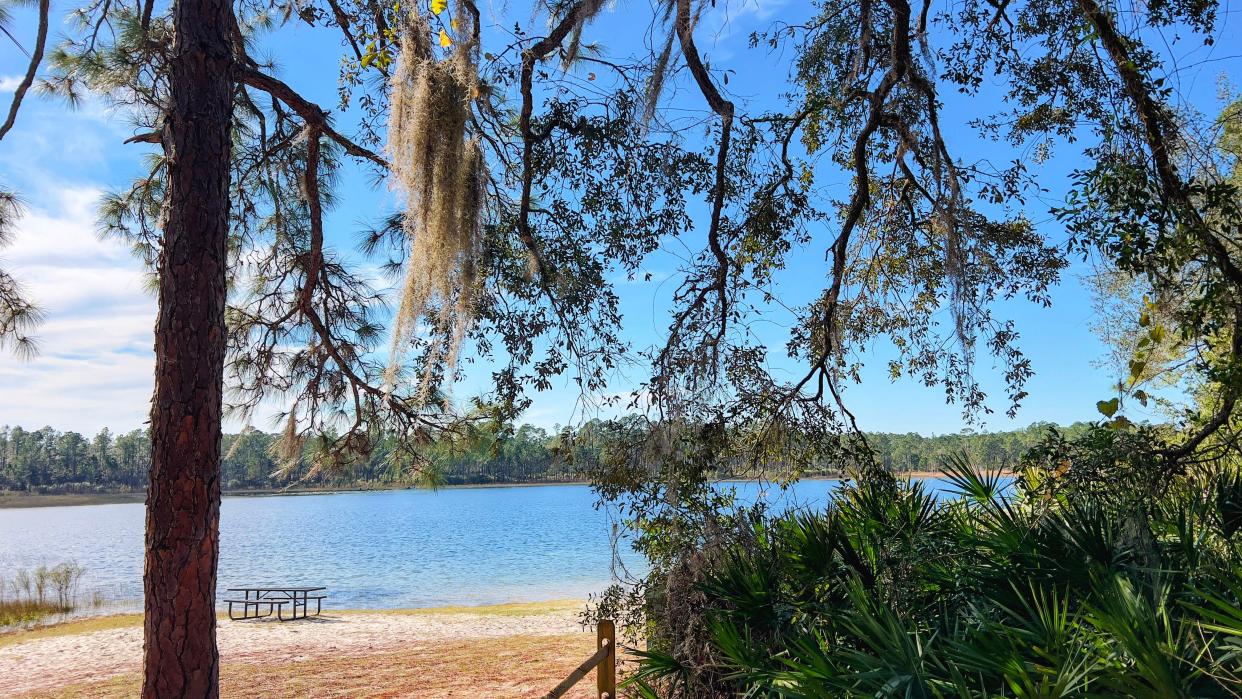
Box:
(142, 0), (233, 695)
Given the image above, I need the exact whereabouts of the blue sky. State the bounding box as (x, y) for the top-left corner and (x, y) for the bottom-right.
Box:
(0, 1), (1238, 436)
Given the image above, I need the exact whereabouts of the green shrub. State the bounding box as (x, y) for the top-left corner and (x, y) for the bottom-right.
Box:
(629, 440), (1242, 697)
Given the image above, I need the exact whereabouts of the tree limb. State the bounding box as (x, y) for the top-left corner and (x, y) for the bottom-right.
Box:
(237, 66), (388, 169)
(0, 0), (50, 142)
(675, 0), (735, 346)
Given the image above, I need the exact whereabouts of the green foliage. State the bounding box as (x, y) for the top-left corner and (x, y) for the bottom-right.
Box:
(0, 421), (577, 491)
(0, 420), (1073, 493)
(632, 445), (1242, 697)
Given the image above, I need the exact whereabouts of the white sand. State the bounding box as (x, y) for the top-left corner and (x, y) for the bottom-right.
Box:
(0, 608), (582, 696)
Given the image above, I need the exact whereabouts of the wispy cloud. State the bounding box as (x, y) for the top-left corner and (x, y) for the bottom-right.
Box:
(699, 0), (792, 60)
(0, 90), (132, 193)
(0, 75), (23, 93)
(0, 187), (156, 433)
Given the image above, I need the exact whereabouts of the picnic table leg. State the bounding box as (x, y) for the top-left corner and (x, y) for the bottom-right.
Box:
(257, 593), (275, 619)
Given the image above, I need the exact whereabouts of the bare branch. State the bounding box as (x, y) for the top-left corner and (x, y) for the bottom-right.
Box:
(674, 0), (735, 344)
(0, 0), (50, 142)
(237, 66), (388, 169)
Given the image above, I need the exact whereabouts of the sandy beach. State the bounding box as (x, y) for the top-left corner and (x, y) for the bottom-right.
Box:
(0, 601), (607, 697)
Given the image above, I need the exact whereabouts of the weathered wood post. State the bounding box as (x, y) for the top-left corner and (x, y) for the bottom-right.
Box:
(543, 619), (618, 698)
(597, 619), (616, 698)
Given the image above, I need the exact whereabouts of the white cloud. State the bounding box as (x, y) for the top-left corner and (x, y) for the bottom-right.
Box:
(701, 0), (790, 55)
(0, 75), (23, 93)
(0, 92), (132, 192)
(0, 187), (156, 433)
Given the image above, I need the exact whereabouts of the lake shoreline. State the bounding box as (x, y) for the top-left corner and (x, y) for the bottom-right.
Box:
(0, 598), (583, 646)
(0, 471), (971, 509)
(0, 480), (587, 508)
(1, 482), (645, 612)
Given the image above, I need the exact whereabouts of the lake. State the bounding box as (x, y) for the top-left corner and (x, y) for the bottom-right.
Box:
(0, 479), (961, 610)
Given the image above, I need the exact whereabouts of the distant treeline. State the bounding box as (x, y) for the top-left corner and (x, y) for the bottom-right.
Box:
(0, 420), (1089, 493)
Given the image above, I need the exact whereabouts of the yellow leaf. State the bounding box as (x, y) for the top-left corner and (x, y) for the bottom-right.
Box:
(451, 18), (459, 30)
(431, 0), (447, 13)
(1096, 398), (1119, 418)
(439, 28), (452, 47)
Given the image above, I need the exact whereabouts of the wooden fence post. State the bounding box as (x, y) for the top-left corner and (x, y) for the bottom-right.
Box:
(542, 619), (618, 699)
(596, 619), (616, 698)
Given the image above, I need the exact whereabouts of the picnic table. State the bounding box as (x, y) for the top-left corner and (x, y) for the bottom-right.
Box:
(225, 586), (327, 621)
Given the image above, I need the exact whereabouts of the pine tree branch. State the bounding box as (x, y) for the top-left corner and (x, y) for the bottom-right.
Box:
(236, 66), (388, 169)
(0, 0), (50, 142)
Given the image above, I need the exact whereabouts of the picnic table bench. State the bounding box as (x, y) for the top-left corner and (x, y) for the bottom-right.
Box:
(225, 586), (327, 621)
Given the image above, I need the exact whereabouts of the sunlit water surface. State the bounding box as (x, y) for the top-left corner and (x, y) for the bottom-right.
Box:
(0, 479), (963, 610)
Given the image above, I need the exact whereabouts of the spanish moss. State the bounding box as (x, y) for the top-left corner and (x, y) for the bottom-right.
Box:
(384, 11), (485, 405)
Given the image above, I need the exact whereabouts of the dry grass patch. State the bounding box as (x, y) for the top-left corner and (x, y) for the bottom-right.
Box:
(27, 632), (608, 698)
(0, 492), (145, 509)
(0, 613), (142, 650)
(1, 600), (578, 649)
(0, 600), (69, 627)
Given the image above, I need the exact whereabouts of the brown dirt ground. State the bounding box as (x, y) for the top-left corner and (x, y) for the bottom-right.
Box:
(22, 634), (602, 698)
(1, 602), (623, 698)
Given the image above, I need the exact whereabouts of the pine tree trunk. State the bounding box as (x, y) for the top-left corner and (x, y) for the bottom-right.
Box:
(142, 0), (233, 695)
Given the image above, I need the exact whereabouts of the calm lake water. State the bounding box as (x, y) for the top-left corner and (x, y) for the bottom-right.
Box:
(0, 479), (961, 610)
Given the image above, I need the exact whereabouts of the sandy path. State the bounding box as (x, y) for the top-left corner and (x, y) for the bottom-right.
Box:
(0, 608), (585, 697)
